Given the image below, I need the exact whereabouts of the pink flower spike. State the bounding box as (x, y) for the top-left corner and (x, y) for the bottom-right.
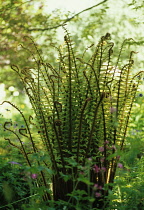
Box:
(93, 164), (100, 173)
(95, 192), (101, 197)
(104, 140), (109, 144)
(99, 146), (104, 152)
(117, 163), (123, 168)
(31, 174), (38, 179)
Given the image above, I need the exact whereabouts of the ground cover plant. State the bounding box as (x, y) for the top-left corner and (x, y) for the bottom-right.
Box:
(111, 92), (144, 210)
(0, 30), (143, 209)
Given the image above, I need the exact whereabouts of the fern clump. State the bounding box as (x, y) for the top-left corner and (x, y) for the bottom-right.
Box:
(1, 30), (143, 209)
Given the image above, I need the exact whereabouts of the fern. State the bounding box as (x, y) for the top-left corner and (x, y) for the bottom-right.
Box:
(1, 31), (143, 208)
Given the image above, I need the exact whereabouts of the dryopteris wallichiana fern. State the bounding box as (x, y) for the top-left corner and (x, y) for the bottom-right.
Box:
(1, 30), (143, 209)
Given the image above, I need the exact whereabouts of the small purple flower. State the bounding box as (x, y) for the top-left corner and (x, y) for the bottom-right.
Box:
(93, 164), (100, 173)
(93, 184), (98, 189)
(99, 146), (104, 152)
(94, 184), (103, 190)
(8, 161), (22, 166)
(98, 185), (103, 190)
(95, 192), (101, 197)
(117, 163), (123, 168)
(100, 157), (105, 163)
(31, 174), (38, 179)
(104, 140), (109, 144)
(110, 107), (117, 113)
(135, 129), (142, 133)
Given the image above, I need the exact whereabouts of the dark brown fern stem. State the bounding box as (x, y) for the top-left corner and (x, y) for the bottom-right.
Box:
(64, 35), (72, 152)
